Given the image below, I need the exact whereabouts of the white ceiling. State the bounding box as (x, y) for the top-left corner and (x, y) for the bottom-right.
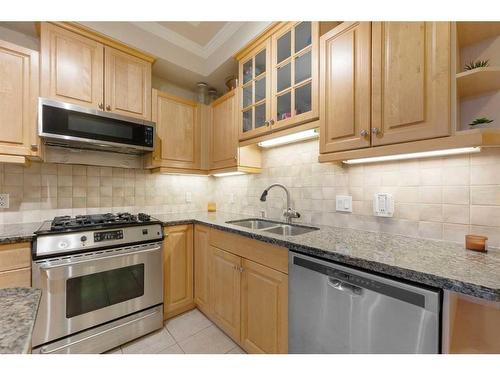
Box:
(0, 21), (271, 93)
(80, 21), (271, 92)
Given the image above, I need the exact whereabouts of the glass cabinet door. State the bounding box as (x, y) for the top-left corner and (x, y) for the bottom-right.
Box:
(239, 39), (271, 139)
(272, 22), (318, 129)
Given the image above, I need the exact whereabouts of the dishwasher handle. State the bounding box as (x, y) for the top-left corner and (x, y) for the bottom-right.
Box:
(328, 277), (363, 296)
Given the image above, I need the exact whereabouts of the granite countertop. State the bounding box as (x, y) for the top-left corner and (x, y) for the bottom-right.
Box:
(0, 288), (41, 354)
(157, 211), (500, 302)
(1, 212), (499, 302)
(0, 223), (40, 245)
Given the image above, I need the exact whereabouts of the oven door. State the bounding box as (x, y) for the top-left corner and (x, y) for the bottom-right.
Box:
(32, 242), (163, 348)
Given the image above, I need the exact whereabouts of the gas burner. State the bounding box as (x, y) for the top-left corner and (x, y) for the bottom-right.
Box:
(47, 212), (152, 232)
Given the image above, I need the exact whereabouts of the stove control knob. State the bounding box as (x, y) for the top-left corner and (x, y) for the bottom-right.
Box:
(80, 235), (87, 242)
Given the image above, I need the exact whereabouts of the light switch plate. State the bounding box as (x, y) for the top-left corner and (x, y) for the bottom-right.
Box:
(0, 193), (9, 209)
(185, 192), (192, 203)
(373, 193), (394, 217)
(335, 195), (352, 213)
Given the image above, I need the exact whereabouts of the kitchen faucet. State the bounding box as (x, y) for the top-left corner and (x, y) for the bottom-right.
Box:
(260, 183), (300, 224)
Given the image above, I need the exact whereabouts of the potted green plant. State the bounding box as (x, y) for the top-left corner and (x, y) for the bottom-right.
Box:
(469, 117), (494, 129)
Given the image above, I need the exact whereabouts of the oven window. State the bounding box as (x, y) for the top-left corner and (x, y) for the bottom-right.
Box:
(66, 264), (145, 318)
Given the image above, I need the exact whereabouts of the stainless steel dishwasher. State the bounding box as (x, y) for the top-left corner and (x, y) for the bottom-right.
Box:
(289, 252), (441, 354)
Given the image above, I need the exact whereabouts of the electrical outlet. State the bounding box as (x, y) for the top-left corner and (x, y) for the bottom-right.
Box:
(185, 192), (192, 203)
(335, 195), (352, 213)
(0, 193), (9, 209)
(373, 193), (394, 217)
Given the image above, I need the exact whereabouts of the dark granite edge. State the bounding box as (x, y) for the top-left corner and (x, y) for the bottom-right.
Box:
(165, 218), (500, 302)
(0, 235), (35, 245)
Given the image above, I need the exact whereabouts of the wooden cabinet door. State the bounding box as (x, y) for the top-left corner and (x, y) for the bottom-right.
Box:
(371, 22), (451, 146)
(104, 46), (152, 120)
(210, 90), (238, 170)
(152, 90), (201, 170)
(320, 22), (371, 153)
(163, 225), (194, 320)
(0, 39), (39, 157)
(271, 22), (319, 132)
(210, 246), (241, 342)
(238, 38), (273, 140)
(40, 23), (104, 109)
(241, 259), (288, 354)
(194, 225), (211, 315)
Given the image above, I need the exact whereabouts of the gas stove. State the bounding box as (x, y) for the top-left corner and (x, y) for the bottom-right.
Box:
(33, 212), (164, 259)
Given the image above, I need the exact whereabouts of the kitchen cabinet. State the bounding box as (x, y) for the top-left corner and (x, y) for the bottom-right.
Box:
(319, 22), (371, 153)
(241, 258), (288, 354)
(371, 22), (450, 146)
(0, 39), (40, 160)
(104, 46), (152, 120)
(210, 246), (241, 342)
(163, 225), (194, 320)
(40, 22), (152, 120)
(236, 22), (319, 141)
(147, 90), (202, 173)
(194, 225), (210, 315)
(193, 226), (288, 353)
(210, 90), (262, 174)
(0, 242), (31, 288)
(319, 22), (451, 159)
(271, 21), (319, 132)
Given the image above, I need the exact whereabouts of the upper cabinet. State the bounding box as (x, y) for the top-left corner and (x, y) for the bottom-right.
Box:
(371, 22), (451, 146)
(40, 22), (153, 120)
(0, 39), (40, 161)
(271, 22), (319, 131)
(146, 90), (202, 173)
(210, 90), (262, 174)
(319, 22), (451, 159)
(104, 46), (151, 120)
(237, 22), (319, 141)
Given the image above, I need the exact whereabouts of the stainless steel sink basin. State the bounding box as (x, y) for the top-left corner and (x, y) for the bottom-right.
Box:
(226, 219), (281, 230)
(226, 219), (319, 236)
(262, 224), (319, 236)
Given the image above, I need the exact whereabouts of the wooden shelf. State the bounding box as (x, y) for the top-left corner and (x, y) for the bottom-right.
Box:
(457, 67), (500, 98)
(457, 22), (500, 47)
(318, 128), (500, 163)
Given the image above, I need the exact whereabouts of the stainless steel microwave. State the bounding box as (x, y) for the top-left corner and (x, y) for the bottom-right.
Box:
(38, 98), (155, 154)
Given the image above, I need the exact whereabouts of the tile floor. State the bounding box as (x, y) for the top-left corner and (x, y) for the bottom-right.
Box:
(106, 308), (246, 354)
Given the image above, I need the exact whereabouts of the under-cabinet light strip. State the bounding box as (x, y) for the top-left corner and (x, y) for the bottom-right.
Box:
(342, 147), (481, 165)
(258, 129), (319, 148)
(212, 172), (245, 177)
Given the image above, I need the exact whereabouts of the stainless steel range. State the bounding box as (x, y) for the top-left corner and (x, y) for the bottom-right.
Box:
(31, 212), (164, 354)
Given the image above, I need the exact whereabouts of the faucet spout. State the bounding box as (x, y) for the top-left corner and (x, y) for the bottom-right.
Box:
(260, 183), (300, 224)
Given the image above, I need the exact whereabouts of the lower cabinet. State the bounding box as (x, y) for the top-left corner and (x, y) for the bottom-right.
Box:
(210, 246), (241, 342)
(193, 225), (288, 353)
(0, 242), (31, 288)
(163, 225), (194, 320)
(241, 259), (288, 354)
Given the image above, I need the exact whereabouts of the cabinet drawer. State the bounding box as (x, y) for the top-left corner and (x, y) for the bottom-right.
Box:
(0, 243), (31, 272)
(209, 228), (288, 274)
(0, 267), (31, 288)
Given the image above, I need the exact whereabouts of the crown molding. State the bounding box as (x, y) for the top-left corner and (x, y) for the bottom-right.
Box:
(132, 21), (244, 59)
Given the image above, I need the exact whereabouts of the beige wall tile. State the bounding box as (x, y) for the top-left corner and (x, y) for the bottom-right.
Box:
(443, 204), (470, 224)
(418, 186), (442, 204)
(443, 223), (470, 244)
(470, 165), (500, 185)
(470, 186), (500, 205)
(443, 186), (470, 205)
(419, 204), (443, 222)
(418, 221), (443, 240)
(442, 166), (470, 186)
(470, 205), (500, 227)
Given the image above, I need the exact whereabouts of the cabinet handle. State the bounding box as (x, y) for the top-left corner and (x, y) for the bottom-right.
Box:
(360, 129), (369, 138)
(264, 120), (270, 127)
(106, 105), (111, 111)
(30, 144), (38, 151)
(269, 119), (275, 126)
(98, 103), (104, 109)
(372, 127), (381, 136)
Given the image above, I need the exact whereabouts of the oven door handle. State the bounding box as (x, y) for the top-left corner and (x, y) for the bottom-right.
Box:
(38, 244), (162, 271)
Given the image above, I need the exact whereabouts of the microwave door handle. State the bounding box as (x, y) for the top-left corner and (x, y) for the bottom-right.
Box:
(38, 244), (162, 271)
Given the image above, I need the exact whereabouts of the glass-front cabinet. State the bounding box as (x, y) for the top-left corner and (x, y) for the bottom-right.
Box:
(238, 38), (272, 140)
(237, 22), (319, 141)
(271, 21), (319, 131)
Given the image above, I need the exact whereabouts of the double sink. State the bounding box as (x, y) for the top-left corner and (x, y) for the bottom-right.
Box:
(226, 218), (319, 237)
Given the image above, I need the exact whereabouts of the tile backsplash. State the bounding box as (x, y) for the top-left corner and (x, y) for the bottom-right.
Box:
(0, 162), (211, 224)
(213, 140), (500, 247)
(2, 140), (500, 247)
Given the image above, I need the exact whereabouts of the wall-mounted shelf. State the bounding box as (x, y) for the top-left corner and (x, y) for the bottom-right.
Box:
(318, 128), (500, 163)
(457, 22), (500, 47)
(457, 67), (500, 98)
